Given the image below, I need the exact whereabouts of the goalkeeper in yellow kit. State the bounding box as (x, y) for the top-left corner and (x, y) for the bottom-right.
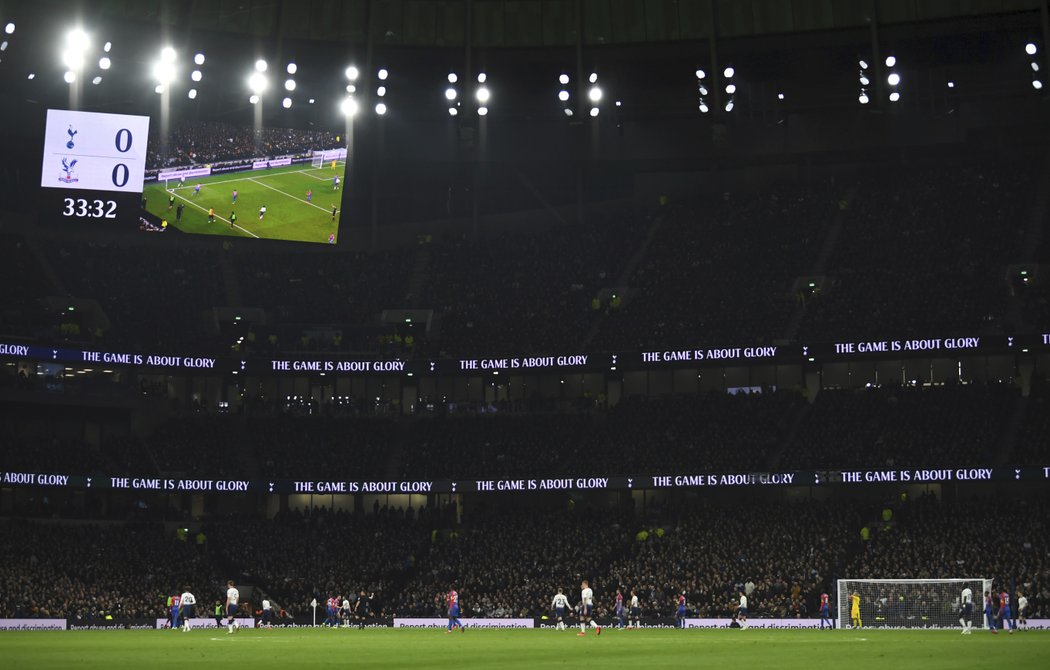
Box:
(850, 592), (862, 628)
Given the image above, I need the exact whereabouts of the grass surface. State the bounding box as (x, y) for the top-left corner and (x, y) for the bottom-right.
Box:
(142, 162), (345, 244)
(1, 627), (1047, 669)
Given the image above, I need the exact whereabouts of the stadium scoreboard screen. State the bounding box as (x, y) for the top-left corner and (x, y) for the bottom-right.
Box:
(39, 109), (150, 227)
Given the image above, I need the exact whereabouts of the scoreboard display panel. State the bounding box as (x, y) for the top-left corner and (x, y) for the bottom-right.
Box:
(39, 109), (150, 227)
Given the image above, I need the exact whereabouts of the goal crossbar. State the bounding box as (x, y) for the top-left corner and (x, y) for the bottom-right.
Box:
(837, 578), (992, 630)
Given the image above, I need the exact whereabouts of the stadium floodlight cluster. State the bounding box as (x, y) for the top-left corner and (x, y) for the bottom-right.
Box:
(188, 52), (205, 99)
(282, 61), (296, 108)
(1027, 42), (1043, 90)
(557, 73), (572, 116)
(446, 72), (459, 116)
(341, 65), (359, 117)
(588, 72), (601, 117)
(722, 66), (736, 112)
(885, 55), (901, 102)
(695, 68), (709, 114)
(476, 72), (489, 116)
(248, 58), (268, 104)
(858, 58), (871, 104)
(151, 46), (177, 95)
(376, 67), (388, 115)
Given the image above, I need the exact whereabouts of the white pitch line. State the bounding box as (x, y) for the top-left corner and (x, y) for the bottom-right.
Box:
(293, 169), (331, 181)
(247, 177), (334, 213)
(168, 191), (260, 238)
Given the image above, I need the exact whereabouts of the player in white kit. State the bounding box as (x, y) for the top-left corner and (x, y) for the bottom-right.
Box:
(577, 580), (601, 637)
(225, 580), (240, 634)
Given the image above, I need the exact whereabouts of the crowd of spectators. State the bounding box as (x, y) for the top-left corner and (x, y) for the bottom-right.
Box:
(592, 183), (839, 350)
(147, 122), (341, 170)
(0, 521), (215, 620)
(783, 382), (1017, 470)
(798, 160), (1036, 341)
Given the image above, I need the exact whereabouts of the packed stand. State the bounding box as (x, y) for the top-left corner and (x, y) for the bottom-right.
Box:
(591, 183), (838, 351)
(147, 121), (341, 170)
(782, 383), (1016, 470)
(421, 211), (649, 358)
(798, 160), (1035, 341)
(0, 521), (216, 620)
(248, 416), (394, 480)
(401, 390), (803, 480)
(1011, 381), (1050, 466)
(0, 232), (55, 340)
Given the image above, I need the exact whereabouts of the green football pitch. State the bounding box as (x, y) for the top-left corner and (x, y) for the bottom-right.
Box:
(142, 162), (346, 244)
(1, 627), (1047, 669)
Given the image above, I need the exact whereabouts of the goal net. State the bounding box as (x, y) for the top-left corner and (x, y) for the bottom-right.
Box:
(311, 148), (348, 169)
(837, 578), (991, 630)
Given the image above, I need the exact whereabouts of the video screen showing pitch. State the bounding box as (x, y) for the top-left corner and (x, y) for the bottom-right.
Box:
(141, 121), (346, 244)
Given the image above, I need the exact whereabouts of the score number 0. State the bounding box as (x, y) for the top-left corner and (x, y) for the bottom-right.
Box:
(111, 127), (133, 188)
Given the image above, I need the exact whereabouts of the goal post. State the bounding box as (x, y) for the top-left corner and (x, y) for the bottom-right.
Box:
(311, 148), (349, 169)
(837, 578), (992, 630)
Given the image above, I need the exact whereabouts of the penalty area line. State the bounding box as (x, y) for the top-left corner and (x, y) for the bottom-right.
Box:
(168, 191), (260, 239)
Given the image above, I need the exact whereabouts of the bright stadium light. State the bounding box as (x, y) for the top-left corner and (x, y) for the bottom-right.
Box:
(249, 94), (259, 104)
(699, 103), (709, 113)
(375, 102), (387, 115)
(885, 55), (896, 67)
(695, 69), (706, 79)
(589, 72), (598, 84)
(588, 86), (602, 102)
(27, 73), (35, 80)
(153, 60), (175, 85)
(1034, 79), (1044, 90)
(255, 59), (267, 72)
(448, 72), (458, 83)
(725, 100), (734, 112)
(478, 106), (488, 116)
(723, 66), (734, 78)
(91, 76), (102, 85)
(698, 85), (708, 95)
(0, 40), (6, 51)
(887, 73), (901, 86)
(345, 65), (359, 80)
(340, 97), (358, 116)
(377, 86), (386, 97)
(558, 90), (569, 102)
(63, 71), (75, 83)
(476, 86), (490, 103)
(477, 72), (487, 83)
(346, 84), (356, 93)
(589, 107), (599, 117)
(1026, 43), (1038, 56)
(889, 91), (901, 102)
(286, 62), (297, 74)
(285, 78), (296, 91)
(1033, 62), (1041, 72)
(858, 59), (868, 69)
(160, 46), (176, 63)
(98, 57), (111, 70)
(282, 97), (292, 108)
(191, 69), (202, 82)
(248, 71), (267, 93)
(103, 41), (111, 52)
(66, 28), (89, 52)
(377, 68), (388, 80)
(559, 73), (569, 85)
(448, 107), (458, 116)
(188, 88), (197, 99)
(194, 52), (205, 65)
(445, 87), (457, 100)
(5, 23), (15, 35)
(564, 108), (573, 117)
(947, 81), (955, 89)
(778, 92), (785, 100)
(154, 84), (164, 94)
(725, 83), (736, 95)
(859, 92), (870, 104)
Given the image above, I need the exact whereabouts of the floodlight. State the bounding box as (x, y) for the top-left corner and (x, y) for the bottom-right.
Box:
(476, 86), (490, 103)
(695, 69), (706, 79)
(858, 59), (868, 70)
(889, 91), (900, 102)
(377, 86), (386, 97)
(152, 61), (175, 84)
(563, 108), (573, 116)
(285, 78), (295, 91)
(286, 62), (297, 74)
(377, 68), (388, 80)
(725, 101), (734, 111)
(588, 86), (601, 102)
(559, 74), (569, 85)
(161, 47), (176, 63)
(255, 59), (267, 72)
(188, 88), (197, 99)
(699, 103), (709, 113)
(448, 107), (458, 116)
(248, 71), (267, 93)
(194, 53), (205, 65)
(249, 94), (259, 104)
(340, 97), (358, 116)
(1026, 43), (1038, 56)
(64, 71), (77, 83)
(478, 106), (488, 116)
(448, 73), (458, 83)
(345, 66), (359, 80)
(445, 87), (457, 100)
(4, 23), (14, 34)
(477, 72), (486, 83)
(91, 76), (102, 85)
(887, 73), (900, 86)
(375, 102), (387, 115)
(885, 56), (896, 67)
(282, 97), (292, 108)
(725, 83), (736, 95)
(723, 66), (734, 78)
(589, 107), (598, 117)
(103, 41), (111, 52)
(191, 70), (202, 82)
(1034, 80), (1044, 90)
(859, 92), (869, 104)
(99, 57), (111, 70)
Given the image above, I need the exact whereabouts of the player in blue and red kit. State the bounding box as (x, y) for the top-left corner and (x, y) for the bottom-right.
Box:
(446, 588), (464, 633)
(614, 590), (625, 629)
(675, 592), (687, 628)
(169, 593), (181, 630)
(818, 592), (831, 629)
(998, 591), (1016, 634)
(984, 592), (997, 633)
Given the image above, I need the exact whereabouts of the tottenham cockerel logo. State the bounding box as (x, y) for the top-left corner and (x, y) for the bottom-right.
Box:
(59, 157), (79, 184)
